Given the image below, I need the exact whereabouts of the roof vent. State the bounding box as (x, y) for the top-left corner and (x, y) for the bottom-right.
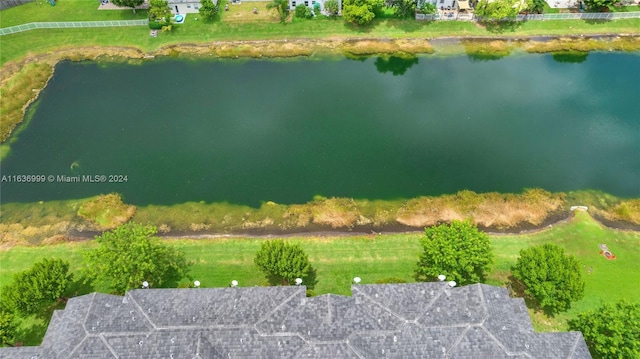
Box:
(448, 281), (456, 288)
(353, 277), (361, 284)
(230, 280), (238, 287)
(295, 278), (303, 286)
(194, 280), (201, 288)
(142, 281), (149, 289)
(438, 274), (446, 282)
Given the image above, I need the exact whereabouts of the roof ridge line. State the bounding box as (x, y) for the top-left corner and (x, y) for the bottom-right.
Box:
(99, 334), (120, 359)
(567, 331), (582, 358)
(67, 335), (88, 358)
(125, 291), (159, 330)
(351, 286), (405, 321)
(327, 294), (332, 324)
(65, 292), (98, 357)
(476, 285), (527, 356)
(447, 325), (471, 355)
(80, 292), (97, 335)
(479, 325), (523, 356)
(477, 284), (489, 325)
(413, 283), (447, 323)
(196, 332), (201, 358)
(253, 286), (306, 329)
(345, 340), (367, 359)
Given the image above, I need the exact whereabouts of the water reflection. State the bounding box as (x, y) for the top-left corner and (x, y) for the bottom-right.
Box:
(551, 51), (589, 63)
(374, 56), (420, 76)
(3, 55), (638, 205)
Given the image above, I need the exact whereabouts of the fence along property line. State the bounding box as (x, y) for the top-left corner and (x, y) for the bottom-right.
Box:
(0, 19), (149, 36)
(416, 10), (640, 21)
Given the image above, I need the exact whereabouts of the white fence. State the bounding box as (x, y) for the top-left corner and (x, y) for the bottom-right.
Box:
(416, 11), (640, 21)
(0, 19), (149, 36)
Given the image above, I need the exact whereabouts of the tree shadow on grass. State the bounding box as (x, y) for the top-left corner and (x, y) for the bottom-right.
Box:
(480, 20), (524, 34)
(65, 274), (96, 299)
(264, 266), (318, 290)
(343, 21), (376, 34)
(14, 318), (48, 346)
(583, 18), (610, 25)
(304, 266), (318, 290)
(384, 18), (436, 33)
(507, 275), (557, 318)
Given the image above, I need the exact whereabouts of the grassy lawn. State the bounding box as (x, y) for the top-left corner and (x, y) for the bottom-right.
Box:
(0, 0), (148, 27)
(2, 1), (640, 65)
(491, 211), (640, 331)
(2, 211), (639, 344)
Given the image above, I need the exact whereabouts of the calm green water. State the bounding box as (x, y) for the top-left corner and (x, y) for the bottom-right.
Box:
(1, 53), (639, 206)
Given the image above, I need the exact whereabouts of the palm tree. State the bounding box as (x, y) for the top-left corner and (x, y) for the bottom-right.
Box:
(266, 0), (290, 23)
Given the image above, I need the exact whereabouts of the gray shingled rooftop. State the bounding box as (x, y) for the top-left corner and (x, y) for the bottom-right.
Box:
(0, 283), (591, 358)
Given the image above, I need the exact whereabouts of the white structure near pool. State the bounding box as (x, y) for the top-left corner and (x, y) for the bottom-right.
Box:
(168, 0), (217, 14)
(288, 0), (342, 15)
(419, 0), (462, 11)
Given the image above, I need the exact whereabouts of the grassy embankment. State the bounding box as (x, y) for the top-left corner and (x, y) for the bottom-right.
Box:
(2, 189), (639, 247)
(1, 211), (639, 344)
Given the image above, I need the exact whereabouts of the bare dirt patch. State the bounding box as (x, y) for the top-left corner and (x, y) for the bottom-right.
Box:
(222, 1), (281, 23)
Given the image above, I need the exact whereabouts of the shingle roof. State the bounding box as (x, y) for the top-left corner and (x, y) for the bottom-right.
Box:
(0, 283), (591, 359)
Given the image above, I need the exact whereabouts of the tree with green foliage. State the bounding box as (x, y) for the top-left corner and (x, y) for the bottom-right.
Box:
(415, 220), (493, 285)
(385, 0), (416, 18)
(569, 301), (640, 359)
(324, 0), (340, 15)
(474, 0), (522, 19)
(254, 240), (317, 289)
(83, 223), (190, 294)
(582, 0), (615, 10)
(149, 0), (172, 23)
(199, 0), (220, 21)
(526, 0), (546, 13)
(0, 258), (72, 317)
(342, 0), (383, 25)
(111, 0), (145, 13)
(418, 1), (436, 14)
(0, 310), (17, 347)
(266, 0), (290, 23)
(295, 4), (313, 18)
(512, 243), (584, 313)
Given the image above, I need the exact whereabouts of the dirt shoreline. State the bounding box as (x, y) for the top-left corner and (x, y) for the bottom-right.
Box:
(60, 210), (640, 242)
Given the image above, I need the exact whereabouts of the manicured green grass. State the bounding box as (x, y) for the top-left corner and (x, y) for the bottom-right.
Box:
(2, 212), (639, 334)
(543, 4), (561, 13)
(611, 5), (640, 12)
(175, 234), (423, 294)
(0, 0), (148, 28)
(0, 234), (423, 296)
(491, 211), (640, 331)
